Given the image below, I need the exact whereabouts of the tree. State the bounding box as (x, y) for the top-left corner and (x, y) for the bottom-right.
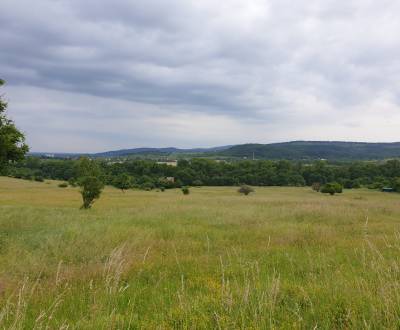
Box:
(76, 157), (102, 178)
(0, 79), (29, 171)
(321, 182), (343, 195)
(113, 173), (132, 192)
(76, 157), (104, 209)
(79, 176), (104, 209)
(238, 185), (254, 195)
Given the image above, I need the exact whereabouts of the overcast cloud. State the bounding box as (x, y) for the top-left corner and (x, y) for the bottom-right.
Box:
(1, 0), (400, 152)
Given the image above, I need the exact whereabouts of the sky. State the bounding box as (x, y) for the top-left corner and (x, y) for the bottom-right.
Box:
(1, 0), (400, 152)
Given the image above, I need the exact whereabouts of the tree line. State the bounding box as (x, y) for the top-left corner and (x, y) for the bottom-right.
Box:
(4, 157), (400, 192)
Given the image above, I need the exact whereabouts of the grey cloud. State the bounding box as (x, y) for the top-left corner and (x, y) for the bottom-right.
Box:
(1, 0), (400, 151)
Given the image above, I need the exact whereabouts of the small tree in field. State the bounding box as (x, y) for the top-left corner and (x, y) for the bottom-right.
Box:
(238, 185), (254, 196)
(113, 173), (132, 192)
(79, 176), (104, 209)
(76, 157), (104, 209)
(312, 182), (321, 192)
(321, 182), (343, 196)
(181, 186), (190, 195)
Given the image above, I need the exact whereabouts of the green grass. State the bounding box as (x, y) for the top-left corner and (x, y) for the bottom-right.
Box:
(1, 177), (400, 329)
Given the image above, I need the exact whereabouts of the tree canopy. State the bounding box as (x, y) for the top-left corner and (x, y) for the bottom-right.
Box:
(0, 79), (29, 170)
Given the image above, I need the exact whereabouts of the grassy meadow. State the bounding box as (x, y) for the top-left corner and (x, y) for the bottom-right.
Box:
(1, 176), (400, 329)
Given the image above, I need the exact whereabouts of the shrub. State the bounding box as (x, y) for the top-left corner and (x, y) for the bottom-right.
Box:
(238, 185), (254, 196)
(342, 179), (361, 189)
(182, 187), (190, 195)
(58, 182), (68, 188)
(321, 182), (343, 195)
(68, 178), (78, 187)
(34, 176), (44, 182)
(311, 182), (321, 192)
(393, 178), (400, 192)
(22, 174), (33, 181)
(78, 176), (104, 209)
(192, 179), (203, 187)
(160, 187), (165, 192)
(140, 182), (155, 191)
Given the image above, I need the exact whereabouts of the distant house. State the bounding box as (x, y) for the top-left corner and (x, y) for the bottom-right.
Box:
(157, 161), (178, 167)
(382, 187), (395, 193)
(165, 177), (175, 183)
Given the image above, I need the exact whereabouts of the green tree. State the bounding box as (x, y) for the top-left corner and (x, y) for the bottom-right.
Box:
(0, 79), (29, 171)
(76, 157), (104, 209)
(321, 182), (343, 195)
(76, 157), (102, 178)
(113, 173), (132, 192)
(238, 185), (254, 196)
(79, 176), (104, 209)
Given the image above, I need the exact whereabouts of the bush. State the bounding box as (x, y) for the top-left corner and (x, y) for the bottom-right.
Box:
(160, 187), (165, 192)
(68, 178), (78, 187)
(238, 185), (254, 195)
(192, 179), (203, 187)
(140, 181), (155, 191)
(181, 187), (190, 195)
(22, 174), (33, 181)
(311, 182), (321, 192)
(34, 176), (44, 182)
(321, 182), (343, 195)
(393, 178), (400, 192)
(58, 182), (68, 188)
(342, 179), (361, 189)
(78, 176), (104, 209)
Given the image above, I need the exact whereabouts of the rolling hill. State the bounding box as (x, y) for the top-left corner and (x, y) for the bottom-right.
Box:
(219, 141), (400, 160)
(30, 141), (400, 160)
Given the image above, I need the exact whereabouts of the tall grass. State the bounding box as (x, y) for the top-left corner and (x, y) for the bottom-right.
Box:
(1, 177), (400, 328)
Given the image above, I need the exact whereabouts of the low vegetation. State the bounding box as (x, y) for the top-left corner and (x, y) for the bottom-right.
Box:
(238, 184), (254, 195)
(1, 177), (400, 328)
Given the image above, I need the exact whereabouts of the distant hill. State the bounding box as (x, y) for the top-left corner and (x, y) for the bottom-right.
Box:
(91, 145), (232, 158)
(219, 141), (400, 160)
(29, 141), (400, 160)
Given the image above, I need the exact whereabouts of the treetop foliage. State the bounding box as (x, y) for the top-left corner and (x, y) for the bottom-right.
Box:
(0, 79), (29, 170)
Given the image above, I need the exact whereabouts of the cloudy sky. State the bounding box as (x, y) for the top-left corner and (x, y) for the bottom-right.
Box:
(1, 0), (400, 152)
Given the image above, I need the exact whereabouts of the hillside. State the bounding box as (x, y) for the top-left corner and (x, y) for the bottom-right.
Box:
(91, 145), (232, 158)
(29, 141), (400, 160)
(219, 141), (400, 160)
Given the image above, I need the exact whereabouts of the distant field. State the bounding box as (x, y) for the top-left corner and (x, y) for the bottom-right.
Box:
(1, 177), (400, 329)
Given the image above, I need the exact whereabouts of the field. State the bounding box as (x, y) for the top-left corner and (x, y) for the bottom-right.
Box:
(1, 177), (400, 329)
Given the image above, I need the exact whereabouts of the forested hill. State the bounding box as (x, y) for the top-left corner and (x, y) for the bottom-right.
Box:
(219, 141), (400, 160)
(30, 141), (400, 160)
(92, 146), (231, 158)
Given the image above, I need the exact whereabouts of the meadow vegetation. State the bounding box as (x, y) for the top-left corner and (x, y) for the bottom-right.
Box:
(1, 177), (400, 328)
